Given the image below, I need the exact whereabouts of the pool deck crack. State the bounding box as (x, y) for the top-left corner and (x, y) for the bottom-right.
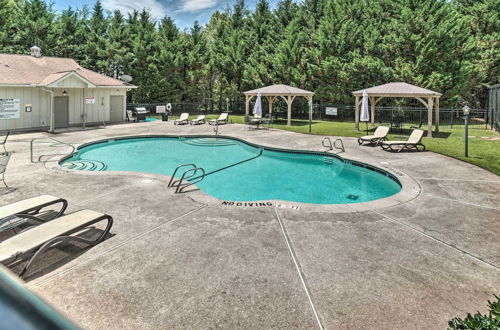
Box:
(274, 208), (324, 330)
(372, 210), (500, 271)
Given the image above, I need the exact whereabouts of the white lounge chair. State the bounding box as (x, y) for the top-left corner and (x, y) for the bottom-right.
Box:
(0, 195), (68, 233)
(0, 209), (113, 278)
(381, 129), (426, 152)
(174, 113), (189, 125)
(358, 126), (389, 146)
(189, 115), (205, 125)
(209, 113), (228, 125)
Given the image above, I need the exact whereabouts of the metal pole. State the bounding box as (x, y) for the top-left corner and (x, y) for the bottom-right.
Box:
(308, 99), (312, 134)
(465, 114), (469, 157)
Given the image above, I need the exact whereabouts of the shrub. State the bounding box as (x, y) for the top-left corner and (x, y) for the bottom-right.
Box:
(448, 295), (500, 329)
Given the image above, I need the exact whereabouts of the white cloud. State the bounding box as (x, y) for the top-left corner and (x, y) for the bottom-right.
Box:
(178, 0), (219, 12)
(101, 0), (167, 19)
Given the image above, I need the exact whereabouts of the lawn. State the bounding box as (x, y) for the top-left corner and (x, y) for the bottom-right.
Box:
(161, 114), (500, 176)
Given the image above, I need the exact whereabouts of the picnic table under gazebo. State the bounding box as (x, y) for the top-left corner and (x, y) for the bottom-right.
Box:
(352, 82), (442, 137)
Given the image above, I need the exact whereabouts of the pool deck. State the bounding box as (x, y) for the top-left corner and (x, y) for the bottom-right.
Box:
(2, 121), (499, 329)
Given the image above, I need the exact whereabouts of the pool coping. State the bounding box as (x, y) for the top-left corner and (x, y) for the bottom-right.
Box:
(53, 134), (421, 213)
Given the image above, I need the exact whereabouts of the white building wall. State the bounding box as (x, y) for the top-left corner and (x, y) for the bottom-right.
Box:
(0, 87), (50, 130)
(0, 86), (128, 131)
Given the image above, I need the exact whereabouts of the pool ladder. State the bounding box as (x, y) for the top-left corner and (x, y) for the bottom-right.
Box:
(322, 137), (345, 153)
(168, 163), (206, 193)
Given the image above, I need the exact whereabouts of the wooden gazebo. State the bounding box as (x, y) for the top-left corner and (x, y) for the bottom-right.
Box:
(244, 84), (314, 126)
(352, 82), (442, 137)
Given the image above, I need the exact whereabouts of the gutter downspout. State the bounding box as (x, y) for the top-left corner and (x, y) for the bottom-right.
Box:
(43, 88), (54, 133)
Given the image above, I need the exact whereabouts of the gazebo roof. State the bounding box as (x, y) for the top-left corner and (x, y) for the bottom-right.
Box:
(244, 84), (314, 96)
(352, 82), (441, 97)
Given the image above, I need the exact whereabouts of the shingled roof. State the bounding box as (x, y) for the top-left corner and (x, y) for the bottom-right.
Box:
(0, 53), (134, 87)
(352, 82), (441, 97)
(244, 84), (314, 96)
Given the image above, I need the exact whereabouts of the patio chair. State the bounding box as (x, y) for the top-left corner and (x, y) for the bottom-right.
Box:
(174, 113), (189, 125)
(0, 131), (9, 154)
(0, 209), (113, 278)
(0, 195), (68, 233)
(0, 153), (10, 188)
(244, 115), (260, 130)
(209, 113), (228, 125)
(358, 126), (390, 146)
(189, 115), (205, 125)
(381, 129), (426, 152)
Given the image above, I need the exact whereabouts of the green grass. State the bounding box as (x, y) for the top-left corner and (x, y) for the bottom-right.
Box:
(155, 114), (500, 176)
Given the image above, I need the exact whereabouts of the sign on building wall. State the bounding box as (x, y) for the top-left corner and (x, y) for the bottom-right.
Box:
(85, 96), (96, 104)
(325, 107), (338, 116)
(0, 99), (20, 119)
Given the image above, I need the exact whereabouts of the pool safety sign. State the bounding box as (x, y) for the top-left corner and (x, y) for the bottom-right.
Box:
(0, 99), (20, 119)
(325, 107), (337, 116)
(156, 105), (166, 113)
(85, 96), (96, 104)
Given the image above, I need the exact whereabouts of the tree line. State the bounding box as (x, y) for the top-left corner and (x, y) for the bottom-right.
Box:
(0, 0), (498, 110)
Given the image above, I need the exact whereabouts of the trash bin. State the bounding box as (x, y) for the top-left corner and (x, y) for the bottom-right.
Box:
(161, 113), (168, 121)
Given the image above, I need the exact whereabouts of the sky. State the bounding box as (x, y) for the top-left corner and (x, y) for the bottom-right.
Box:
(53, 0), (281, 29)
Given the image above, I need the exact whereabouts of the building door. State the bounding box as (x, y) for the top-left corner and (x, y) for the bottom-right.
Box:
(110, 95), (124, 122)
(54, 96), (69, 128)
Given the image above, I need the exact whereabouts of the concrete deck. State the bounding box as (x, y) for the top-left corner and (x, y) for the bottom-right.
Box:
(1, 121), (499, 329)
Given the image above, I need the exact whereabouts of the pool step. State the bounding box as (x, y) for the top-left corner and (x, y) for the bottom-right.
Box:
(323, 156), (334, 164)
(183, 138), (236, 147)
(61, 159), (107, 171)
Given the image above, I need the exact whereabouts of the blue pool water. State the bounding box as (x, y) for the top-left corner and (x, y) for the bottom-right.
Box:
(61, 137), (401, 204)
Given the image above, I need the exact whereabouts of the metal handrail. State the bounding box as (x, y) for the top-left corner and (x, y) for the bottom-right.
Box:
(333, 138), (345, 152)
(167, 163), (196, 187)
(322, 136), (345, 153)
(175, 167), (206, 193)
(30, 137), (76, 163)
(322, 137), (333, 151)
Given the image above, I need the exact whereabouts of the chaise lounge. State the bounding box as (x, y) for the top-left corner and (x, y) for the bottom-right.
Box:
(0, 209), (113, 278)
(189, 115), (205, 125)
(174, 113), (189, 125)
(0, 195), (68, 233)
(209, 113), (228, 125)
(380, 129), (426, 152)
(358, 126), (390, 146)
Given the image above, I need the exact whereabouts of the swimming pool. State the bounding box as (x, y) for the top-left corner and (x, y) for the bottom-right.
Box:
(61, 136), (401, 204)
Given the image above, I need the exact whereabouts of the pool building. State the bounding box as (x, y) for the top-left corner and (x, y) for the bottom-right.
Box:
(0, 46), (136, 132)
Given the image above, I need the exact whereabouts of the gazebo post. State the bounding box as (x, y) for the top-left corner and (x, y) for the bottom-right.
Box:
(267, 96), (274, 114)
(427, 96), (433, 138)
(245, 95), (253, 116)
(287, 95), (292, 126)
(355, 95), (360, 130)
(435, 97), (440, 133)
(369, 96), (375, 125)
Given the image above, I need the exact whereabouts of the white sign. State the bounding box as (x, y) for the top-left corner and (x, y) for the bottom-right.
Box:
(325, 107), (337, 116)
(156, 105), (166, 114)
(0, 99), (20, 119)
(85, 96), (96, 104)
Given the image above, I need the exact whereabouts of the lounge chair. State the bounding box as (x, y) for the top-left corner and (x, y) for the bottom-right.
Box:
(0, 209), (113, 278)
(0, 153), (10, 188)
(0, 131), (9, 154)
(381, 129), (426, 152)
(209, 113), (228, 125)
(0, 195), (68, 233)
(174, 113), (189, 125)
(358, 126), (389, 146)
(189, 115), (205, 125)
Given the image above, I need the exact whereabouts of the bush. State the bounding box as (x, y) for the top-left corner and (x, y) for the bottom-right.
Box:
(448, 295), (500, 329)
